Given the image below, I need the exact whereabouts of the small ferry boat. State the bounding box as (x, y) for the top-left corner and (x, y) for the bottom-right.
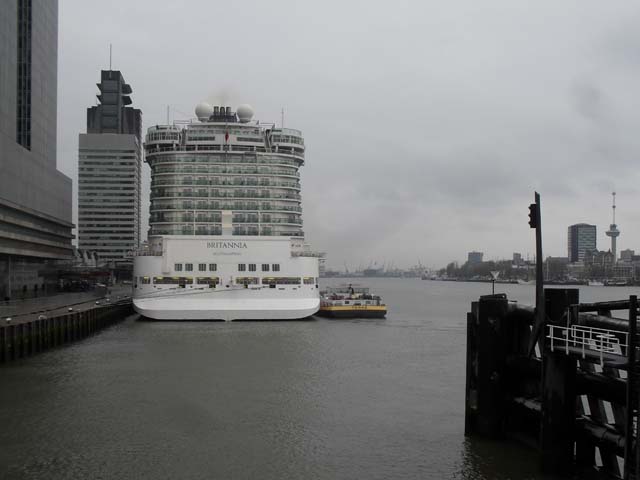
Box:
(317, 285), (387, 318)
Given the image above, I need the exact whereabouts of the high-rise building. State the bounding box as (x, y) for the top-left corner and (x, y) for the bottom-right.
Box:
(78, 70), (142, 264)
(467, 251), (483, 264)
(568, 223), (597, 263)
(0, 0), (73, 299)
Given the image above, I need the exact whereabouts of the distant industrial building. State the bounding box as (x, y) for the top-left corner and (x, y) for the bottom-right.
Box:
(620, 249), (635, 263)
(0, 1), (73, 299)
(77, 70), (142, 265)
(545, 256), (569, 281)
(513, 252), (523, 266)
(567, 223), (597, 263)
(467, 251), (483, 265)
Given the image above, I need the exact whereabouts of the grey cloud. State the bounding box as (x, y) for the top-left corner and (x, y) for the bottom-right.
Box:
(57, 0), (640, 268)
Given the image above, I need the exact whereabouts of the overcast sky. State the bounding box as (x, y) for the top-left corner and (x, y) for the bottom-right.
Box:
(56, 0), (640, 270)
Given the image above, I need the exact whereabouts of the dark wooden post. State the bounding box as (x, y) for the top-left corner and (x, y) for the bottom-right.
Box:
(541, 288), (579, 474)
(465, 294), (509, 438)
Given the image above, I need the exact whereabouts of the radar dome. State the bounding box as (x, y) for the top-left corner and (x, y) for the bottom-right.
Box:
(195, 102), (213, 121)
(237, 104), (254, 123)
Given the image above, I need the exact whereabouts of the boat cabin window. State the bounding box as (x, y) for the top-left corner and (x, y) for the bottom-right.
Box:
(238, 264), (246, 272)
(272, 264), (280, 272)
(248, 264), (256, 272)
(303, 277), (314, 285)
(262, 264), (269, 272)
(209, 263), (217, 272)
(236, 277), (259, 285)
(174, 263), (183, 271)
(185, 263), (193, 271)
(198, 263), (206, 272)
(141, 276), (150, 284)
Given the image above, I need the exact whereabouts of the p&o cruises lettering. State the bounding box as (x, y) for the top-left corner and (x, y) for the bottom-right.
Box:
(207, 242), (248, 249)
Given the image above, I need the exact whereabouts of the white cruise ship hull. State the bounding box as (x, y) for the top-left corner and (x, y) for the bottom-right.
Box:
(133, 235), (320, 321)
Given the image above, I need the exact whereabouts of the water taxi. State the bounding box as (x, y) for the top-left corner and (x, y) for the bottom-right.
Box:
(317, 286), (387, 318)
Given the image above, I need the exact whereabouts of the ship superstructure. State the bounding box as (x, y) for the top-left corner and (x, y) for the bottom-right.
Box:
(132, 103), (320, 320)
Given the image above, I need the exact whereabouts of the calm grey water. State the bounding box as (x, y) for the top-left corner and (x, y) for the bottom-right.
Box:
(0, 279), (637, 479)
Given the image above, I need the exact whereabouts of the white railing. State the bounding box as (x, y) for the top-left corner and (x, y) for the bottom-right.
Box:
(547, 324), (627, 366)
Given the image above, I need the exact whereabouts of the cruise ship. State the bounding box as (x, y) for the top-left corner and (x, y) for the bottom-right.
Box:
(132, 103), (320, 320)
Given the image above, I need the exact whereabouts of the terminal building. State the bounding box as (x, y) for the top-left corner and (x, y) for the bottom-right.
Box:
(0, 0), (73, 299)
(77, 70), (142, 267)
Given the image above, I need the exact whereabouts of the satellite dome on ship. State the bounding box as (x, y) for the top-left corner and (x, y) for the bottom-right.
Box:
(195, 102), (213, 121)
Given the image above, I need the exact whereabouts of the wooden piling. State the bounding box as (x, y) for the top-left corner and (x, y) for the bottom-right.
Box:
(541, 288), (579, 474)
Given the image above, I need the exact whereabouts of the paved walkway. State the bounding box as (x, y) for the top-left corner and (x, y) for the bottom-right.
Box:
(0, 286), (133, 324)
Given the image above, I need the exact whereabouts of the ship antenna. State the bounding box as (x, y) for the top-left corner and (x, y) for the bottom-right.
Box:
(109, 43), (112, 70)
(281, 108), (284, 128)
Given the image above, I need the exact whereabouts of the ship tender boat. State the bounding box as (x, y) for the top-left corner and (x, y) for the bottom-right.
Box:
(317, 286), (387, 318)
(133, 103), (320, 320)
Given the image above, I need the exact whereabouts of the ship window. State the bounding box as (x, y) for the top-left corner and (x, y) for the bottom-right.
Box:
(236, 277), (259, 285)
(174, 263), (183, 271)
(262, 264), (269, 272)
(153, 276), (186, 285)
(261, 277), (300, 285)
(185, 263), (193, 271)
(238, 264), (246, 272)
(272, 264), (280, 272)
(198, 263), (207, 272)
(209, 263), (217, 272)
(248, 264), (256, 272)
(303, 277), (314, 285)
(196, 277), (219, 286)
(141, 276), (151, 284)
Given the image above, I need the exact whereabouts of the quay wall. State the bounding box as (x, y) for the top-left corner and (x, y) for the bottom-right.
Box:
(0, 301), (133, 364)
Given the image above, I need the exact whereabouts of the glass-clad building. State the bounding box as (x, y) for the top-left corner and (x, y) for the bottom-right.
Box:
(145, 105), (305, 238)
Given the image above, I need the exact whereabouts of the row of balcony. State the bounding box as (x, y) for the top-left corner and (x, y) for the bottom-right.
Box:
(145, 144), (305, 158)
(151, 178), (299, 189)
(153, 167), (299, 177)
(149, 155), (302, 168)
(149, 215), (302, 226)
(150, 203), (303, 213)
(150, 190), (301, 200)
(151, 226), (304, 236)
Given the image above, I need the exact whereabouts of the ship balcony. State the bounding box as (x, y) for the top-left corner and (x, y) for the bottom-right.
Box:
(151, 178), (300, 189)
(148, 155), (302, 168)
(150, 204), (303, 213)
(149, 225), (304, 237)
(144, 143), (304, 160)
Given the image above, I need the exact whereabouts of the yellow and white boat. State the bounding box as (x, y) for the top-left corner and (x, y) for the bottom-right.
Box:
(317, 286), (387, 319)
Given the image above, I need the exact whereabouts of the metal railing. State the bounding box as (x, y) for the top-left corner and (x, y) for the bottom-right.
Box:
(547, 323), (627, 366)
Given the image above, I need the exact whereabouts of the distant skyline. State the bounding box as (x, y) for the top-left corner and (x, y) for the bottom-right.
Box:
(56, 1), (640, 268)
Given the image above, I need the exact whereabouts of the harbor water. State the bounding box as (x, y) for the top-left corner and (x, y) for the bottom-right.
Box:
(1, 279), (637, 479)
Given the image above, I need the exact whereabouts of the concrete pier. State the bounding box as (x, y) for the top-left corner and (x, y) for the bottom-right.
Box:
(0, 299), (133, 364)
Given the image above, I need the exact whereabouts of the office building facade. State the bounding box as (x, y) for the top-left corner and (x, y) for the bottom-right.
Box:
(568, 223), (597, 263)
(0, 0), (73, 299)
(78, 71), (142, 264)
(467, 251), (483, 265)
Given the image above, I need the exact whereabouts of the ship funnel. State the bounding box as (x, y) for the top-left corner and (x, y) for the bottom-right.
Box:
(226, 106), (231, 115)
(213, 106), (219, 115)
